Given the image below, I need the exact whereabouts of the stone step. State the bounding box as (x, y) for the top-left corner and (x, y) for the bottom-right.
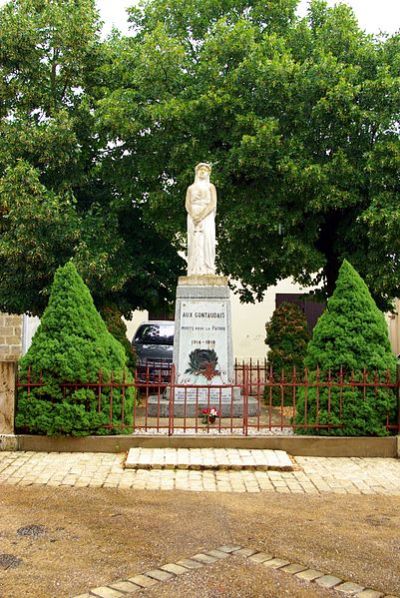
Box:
(125, 448), (294, 471)
(147, 395), (260, 417)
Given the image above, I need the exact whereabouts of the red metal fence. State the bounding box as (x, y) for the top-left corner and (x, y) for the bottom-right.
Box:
(16, 362), (400, 436)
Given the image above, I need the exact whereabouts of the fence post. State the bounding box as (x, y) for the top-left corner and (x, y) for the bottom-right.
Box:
(0, 361), (17, 436)
(168, 364), (175, 436)
(242, 365), (249, 436)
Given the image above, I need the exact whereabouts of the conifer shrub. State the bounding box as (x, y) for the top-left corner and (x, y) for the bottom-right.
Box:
(100, 305), (136, 371)
(295, 260), (396, 436)
(264, 301), (310, 405)
(16, 262), (135, 436)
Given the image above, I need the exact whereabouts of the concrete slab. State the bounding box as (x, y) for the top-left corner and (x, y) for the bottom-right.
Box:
(125, 448), (294, 471)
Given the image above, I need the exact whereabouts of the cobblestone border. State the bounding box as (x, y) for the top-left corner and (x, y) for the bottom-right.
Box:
(73, 545), (398, 598)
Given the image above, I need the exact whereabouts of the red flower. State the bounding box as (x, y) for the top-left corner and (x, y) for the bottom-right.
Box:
(201, 407), (220, 416)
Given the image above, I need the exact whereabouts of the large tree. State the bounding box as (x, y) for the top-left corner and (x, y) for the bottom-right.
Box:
(98, 0), (400, 309)
(0, 0), (184, 316)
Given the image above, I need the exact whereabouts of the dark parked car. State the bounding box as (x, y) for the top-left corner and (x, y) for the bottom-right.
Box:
(132, 321), (174, 383)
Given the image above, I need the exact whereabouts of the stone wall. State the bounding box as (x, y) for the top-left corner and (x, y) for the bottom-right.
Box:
(0, 361), (17, 434)
(0, 313), (23, 361)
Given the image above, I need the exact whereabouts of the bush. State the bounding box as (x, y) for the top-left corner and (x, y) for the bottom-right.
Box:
(295, 260), (396, 436)
(100, 304), (136, 371)
(264, 302), (310, 405)
(16, 262), (135, 436)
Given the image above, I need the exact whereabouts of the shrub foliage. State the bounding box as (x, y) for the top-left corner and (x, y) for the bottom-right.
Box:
(266, 302), (310, 373)
(16, 262), (134, 436)
(265, 302), (310, 405)
(295, 260), (396, 436)
(100, 304), (136, 371)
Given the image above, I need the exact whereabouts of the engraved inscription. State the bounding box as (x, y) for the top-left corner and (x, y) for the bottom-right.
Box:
(177, 300), (230, 384)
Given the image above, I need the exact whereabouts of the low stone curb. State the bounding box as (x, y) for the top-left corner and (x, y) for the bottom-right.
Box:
(72, 544), (398, 598)
(0, 435), (18, 451)
(125, 448), (294, 471)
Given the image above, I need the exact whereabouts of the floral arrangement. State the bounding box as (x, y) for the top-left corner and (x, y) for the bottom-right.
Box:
(186, 349), (220, 379)
(201, 407), (220, 424)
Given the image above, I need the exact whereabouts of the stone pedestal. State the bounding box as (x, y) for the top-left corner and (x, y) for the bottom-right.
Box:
(173, 275), (234, 388)
(147, 393), (260, 418)
(147, 275), (258, 418)
(0, 361), (17, 435)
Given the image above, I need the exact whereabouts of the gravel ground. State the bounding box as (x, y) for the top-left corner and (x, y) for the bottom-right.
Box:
(0, 485), (399, 597)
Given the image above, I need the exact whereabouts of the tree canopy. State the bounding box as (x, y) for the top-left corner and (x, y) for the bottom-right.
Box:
(0, 0), (399, 316)
(99, 0), (400, 310)
(0, 0), (184, 316)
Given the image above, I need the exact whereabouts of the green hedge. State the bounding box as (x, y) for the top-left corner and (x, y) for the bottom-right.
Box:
(16, 262), (135, 436)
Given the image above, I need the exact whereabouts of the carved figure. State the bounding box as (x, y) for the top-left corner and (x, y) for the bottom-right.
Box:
(185, 163), (216, 275)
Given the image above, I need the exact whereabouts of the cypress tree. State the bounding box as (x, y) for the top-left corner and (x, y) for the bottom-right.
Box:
(295, 260), (396, 436)
(16, 262), (134, 436)
(265, 302), (310, 405)
(266, 302), (310, 372)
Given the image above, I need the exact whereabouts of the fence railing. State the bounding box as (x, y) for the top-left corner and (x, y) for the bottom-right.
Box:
(16, 363), (400, 435)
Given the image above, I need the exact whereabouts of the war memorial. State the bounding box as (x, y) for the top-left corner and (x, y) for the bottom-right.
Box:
(149, 163), (257, 417)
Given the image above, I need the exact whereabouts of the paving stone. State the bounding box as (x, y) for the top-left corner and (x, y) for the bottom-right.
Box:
(315, 575), (343, 589)
(3, 452), (400, 496)
(249, 552), (274, 563)
(160, 563), (188, 576)
(73, 594), (91, 598)
(89, 587), (125, 598)
(262, 558), (290, 569)
(274, 450), (294, 471)
(191, 553), (218, 564)
(234, 548), (257, 557)
(265, 451), (279, 467)
(355, 591), (384, 598)
(295, 569), (325, 581)
(126, 449), (294, 471)
(108, 581), (141, 593)
(336, 581), (366, 594)
(176, 558), (204, 569)
(145, 569), (174, 582)
(206, 549), (230, 559)
(281, 563), (308, 575)
(217, 544), (242, 553)
(127, 575), (158, 588)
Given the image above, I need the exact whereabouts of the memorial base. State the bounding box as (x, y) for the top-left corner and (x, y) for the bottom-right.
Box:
(173, 277), (234, 386)
(147, 388), (260, 418)
(168, 274), (251, 418)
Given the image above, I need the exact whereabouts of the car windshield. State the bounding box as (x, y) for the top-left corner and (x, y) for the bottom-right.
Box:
(135, 324), (174, 345)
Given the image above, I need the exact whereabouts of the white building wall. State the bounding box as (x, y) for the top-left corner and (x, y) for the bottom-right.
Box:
(22, 315), (40, 355)
(386, 299), (400, 357)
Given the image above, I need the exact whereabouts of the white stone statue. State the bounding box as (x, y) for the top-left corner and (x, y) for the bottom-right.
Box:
(185, 163), (216, 276)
